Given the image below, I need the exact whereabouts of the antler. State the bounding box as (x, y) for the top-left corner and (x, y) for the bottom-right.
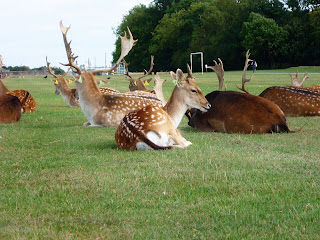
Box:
(187, 64), (193, 78)
(206, 58), (224, 91)
(290, 70), (308, 87)
(59, 21), (82, 75)
(46, 56), (58, 78)
(123, 59), (134, 80)
(138, 55), (154, 80)
(236, 49), (253, 94)
(62, 67), (71, 77)
(91, 27), (137, 75)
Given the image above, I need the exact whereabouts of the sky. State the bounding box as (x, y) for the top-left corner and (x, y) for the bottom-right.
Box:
(0, 0), (153, 70)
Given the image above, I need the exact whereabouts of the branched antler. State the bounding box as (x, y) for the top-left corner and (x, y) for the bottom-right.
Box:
(46, 56), (58, 78)
(91, 27), (137, 75)
(206, 58), (224, 91)
(236, 49), (253, 94)
(290, 70), (308, 87)
(59, 21), (82, 75)
(138, 55), (154, 80)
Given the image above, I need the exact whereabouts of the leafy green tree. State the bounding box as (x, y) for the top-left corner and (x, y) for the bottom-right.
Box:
(241, 12), (289, 68)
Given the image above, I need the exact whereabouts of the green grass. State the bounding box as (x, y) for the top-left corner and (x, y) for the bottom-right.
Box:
(1, 68), (320, 239)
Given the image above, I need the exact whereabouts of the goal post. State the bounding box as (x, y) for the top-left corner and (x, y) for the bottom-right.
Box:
(190, 52), (204, 74)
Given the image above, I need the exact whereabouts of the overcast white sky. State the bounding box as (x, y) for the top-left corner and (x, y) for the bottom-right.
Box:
(0, 0), (153, 69)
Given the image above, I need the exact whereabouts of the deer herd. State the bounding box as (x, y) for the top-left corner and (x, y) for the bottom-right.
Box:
(1, 21), (320, 150)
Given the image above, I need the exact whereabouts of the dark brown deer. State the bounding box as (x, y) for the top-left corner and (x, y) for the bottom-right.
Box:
(60, 21), (162, 127)
(0, 93), (22, 123)
(187, 50), (292, 134)
(0, 56), (36, 113)
(115, 65), (210, 150)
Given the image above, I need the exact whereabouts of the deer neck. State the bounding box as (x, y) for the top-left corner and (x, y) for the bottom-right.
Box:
(0, 80), (10, 94)
(163, 86), (188, 128)
(77, 73), (101, 103)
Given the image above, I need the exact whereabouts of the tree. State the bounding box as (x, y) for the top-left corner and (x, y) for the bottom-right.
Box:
(241, 12), (289, 68)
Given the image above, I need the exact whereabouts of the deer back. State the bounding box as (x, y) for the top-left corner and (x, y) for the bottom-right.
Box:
(259, 86), (320, 117)
(187, 91), (290, 134)
(7, 90), (37, 113)
(0, 94), (22, 123)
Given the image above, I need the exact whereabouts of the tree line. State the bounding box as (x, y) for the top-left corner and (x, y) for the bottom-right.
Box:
(112, 0), (320, 72)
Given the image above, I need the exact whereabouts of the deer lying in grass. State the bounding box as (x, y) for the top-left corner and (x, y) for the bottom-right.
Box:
(46, 57), (79, 107)
(60, 21), (162, 126)
(115, 65), (210, 150)
(259, 70), (320, 117)
(187, 51), (292, 134)
(0, 56), (36, 113)
(0, 93), (22, 123)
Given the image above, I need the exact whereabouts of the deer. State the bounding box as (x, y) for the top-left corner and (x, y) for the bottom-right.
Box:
(186, 50), (292, 134)
(46, 57), (80, 107)
(115, 65), (211, 150)
(0, 93), (22, 123)
(59, 21), (163, 127)
(124, 55), (154, 92)
(0, 56), (36, 113)
(289, 70), (320, 92)
(259, 86), (320, 116)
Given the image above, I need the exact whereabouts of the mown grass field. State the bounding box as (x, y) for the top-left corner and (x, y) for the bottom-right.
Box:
(1, 67), (320, 239)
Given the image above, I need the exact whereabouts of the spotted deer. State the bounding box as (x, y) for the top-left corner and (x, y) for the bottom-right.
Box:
(115, 65), (211, 150)
(0, 56), (36, 113)
(289, 70), (320, 92)
(46, 57), (79, 107)
(186, 51), (292, 134)
(259, 86), (320, 116)
(60, 21), (162, 127)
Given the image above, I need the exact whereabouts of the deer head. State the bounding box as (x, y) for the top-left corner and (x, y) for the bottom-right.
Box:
(165, 64), (211, 128)
(124, 55), (154, 92)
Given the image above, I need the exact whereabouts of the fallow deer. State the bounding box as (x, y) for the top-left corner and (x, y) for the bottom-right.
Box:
(46, 57), (80, 107)
(186, 51), (292, 134)
(0, 56), (36, 113)
(0, 93), (22, 123)
(124, 56), (154, 92)
(115, 65), (211, 150)
(59, 21), (162, 127)
(259, 86), (320, 116)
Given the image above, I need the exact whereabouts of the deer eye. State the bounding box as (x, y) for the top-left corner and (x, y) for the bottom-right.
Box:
(191, 89), (197, 93)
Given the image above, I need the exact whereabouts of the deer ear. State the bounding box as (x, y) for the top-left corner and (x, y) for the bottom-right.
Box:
(176, 69), (185, 82)
(170, 71), (176, 80)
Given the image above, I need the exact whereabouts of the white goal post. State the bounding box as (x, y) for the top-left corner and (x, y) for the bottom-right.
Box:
(190, 52), (204, 74)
